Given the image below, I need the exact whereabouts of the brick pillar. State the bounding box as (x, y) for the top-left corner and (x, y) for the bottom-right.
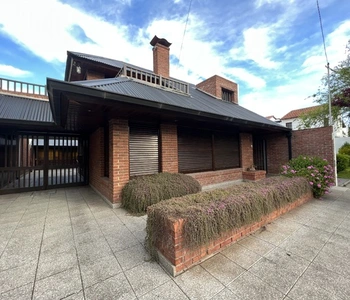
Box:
(240, 133), (253, 170)
(109, 119), (129, 203)
(160, 123), (178, 173)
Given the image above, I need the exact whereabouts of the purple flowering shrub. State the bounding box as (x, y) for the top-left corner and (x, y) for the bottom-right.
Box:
(281, 155), (334, 198)
(146, 176), (310, 255)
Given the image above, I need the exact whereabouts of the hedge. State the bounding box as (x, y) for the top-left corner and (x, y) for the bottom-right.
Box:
(146, 176), (311, 256)
(121, 172), (201, 213)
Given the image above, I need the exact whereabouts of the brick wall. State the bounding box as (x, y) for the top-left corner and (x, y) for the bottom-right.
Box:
(266, 133), (289, 174)
(196, 75), (238, 104)
(109, 119), (129, 203)
(89, 127), (111, 200)
(153, 44), (170, 78)
(160, 123), (178, 173)
(156, 190), (313, 276)
(189, 168), (243, 186)
(292, 126), (335, 170)
(240, 133), (253, 170)
(86, 70), (104, 80)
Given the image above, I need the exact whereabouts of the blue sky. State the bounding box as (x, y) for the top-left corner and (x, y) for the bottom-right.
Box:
(0, 0), (349, 117)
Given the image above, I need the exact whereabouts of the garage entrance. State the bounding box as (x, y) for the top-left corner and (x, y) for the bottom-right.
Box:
(0, 132), (88, 194)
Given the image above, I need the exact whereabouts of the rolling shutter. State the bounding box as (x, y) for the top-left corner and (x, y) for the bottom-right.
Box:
(178, 128), (212, 173)
(129, 123), (159, 177)
(214, 133), (240, 169)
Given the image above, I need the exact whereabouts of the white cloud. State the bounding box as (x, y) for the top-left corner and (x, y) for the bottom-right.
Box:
(227, 68), (266, 89)
(230, 26), (281, 69)
(0, 64), (31, 77)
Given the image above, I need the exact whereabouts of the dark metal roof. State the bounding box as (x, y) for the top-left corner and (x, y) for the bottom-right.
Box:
(74, 77), (286, 129)
(68, 51), (151, 73)
(0, 93), (53, 123)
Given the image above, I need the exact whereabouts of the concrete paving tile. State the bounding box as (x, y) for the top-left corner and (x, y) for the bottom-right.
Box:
(0, 282), (33, 300)
(36, 251), (78, 280)
(76, 240), (113, 263)
(249, 248), (308, 294)
(80, 254), (122, 288)
(227, 271), (284, 300)
(313, 248), (350, 279)
(40, 234), (75, 257)
(85, 272), (135, 300)
(322, 235), (350, 260)
(74, 229), (105, 246)
(289, 225), (332, 250)
(278, 238), (319, 261)
(0, 250), (39, 272)
(33, 267), (82, 300)
(72, 220), (100, 236)
(210, 288), (242, 300)
(250, 226), (288, 246)
(201, 253), (245, 285)
(0, 262), (36, 294)
(60, 290), (84, 299)
(115, 244), (150, 271)
(173, 265), (224, 300)
(221, 242), (263, 269)
(132, 228), (147, 243)
(305, 218), (341, 233)
(288, 264), (350, 300)
(125, 261), (170, 297)
(139, 280), (188, 300)
(105, 229), (140, 252)
(238, 235), (276, 256)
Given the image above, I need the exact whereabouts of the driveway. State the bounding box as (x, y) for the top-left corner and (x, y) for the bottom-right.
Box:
(0, 186), (350, 299)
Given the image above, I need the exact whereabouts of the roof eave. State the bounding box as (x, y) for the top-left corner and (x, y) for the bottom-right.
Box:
(47, 78), (291, 133)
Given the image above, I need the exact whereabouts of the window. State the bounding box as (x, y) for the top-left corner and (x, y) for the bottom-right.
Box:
(178, 127), (240, 173)
(286, 122), (293, 129)
(222, 88), (233, 102)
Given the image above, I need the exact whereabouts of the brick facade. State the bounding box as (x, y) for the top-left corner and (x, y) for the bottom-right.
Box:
(292, 126), (334, 170)
(109, 119), (129, 203)
(196, 75), (238, 104)
(160, 123), (178, 173)
(266, 133), (289, 174)
(153, 43), (170, 78)
(240, 133), (253, 170)
(86, 70), (104, 80)
(189, 168), (243, 186)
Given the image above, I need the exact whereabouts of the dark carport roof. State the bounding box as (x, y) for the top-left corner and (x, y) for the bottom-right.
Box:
(47, 76), (289, 132)
(0, 93), (53, 124)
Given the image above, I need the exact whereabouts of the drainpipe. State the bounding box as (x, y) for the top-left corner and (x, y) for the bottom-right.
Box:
(287, 131), (292, 160)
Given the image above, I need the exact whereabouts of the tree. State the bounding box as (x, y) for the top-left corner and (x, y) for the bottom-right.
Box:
(299, 40), (350, 129)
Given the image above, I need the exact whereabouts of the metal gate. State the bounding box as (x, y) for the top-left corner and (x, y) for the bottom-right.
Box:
(0, 132), (88, 194)
(253, 138), (267, 171)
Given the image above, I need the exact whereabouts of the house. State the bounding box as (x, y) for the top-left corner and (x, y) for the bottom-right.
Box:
(1, 35), (294, 204)
(280, 105), (348, 137)
(266, 115), (281, 123)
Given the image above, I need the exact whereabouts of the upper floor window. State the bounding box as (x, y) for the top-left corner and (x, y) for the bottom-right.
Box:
(286, 122), (293, 129)
(222, 88), (233, 102)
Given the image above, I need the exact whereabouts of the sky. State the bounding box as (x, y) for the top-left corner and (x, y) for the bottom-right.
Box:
(0, 0), (349, 118)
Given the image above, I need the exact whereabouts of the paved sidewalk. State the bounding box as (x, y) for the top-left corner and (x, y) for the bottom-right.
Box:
(0, 186), (350, 299)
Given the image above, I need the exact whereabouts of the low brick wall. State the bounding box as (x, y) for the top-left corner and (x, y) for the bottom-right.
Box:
(188, 168), (243, 186)
(242, 170), (266, 181)
(156, 190), (313, 277)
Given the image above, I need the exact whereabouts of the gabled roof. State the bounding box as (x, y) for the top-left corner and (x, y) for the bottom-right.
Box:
(0, 93), (53, 124)
(281, 105), (320, 120)
(48, 76), (288, 131)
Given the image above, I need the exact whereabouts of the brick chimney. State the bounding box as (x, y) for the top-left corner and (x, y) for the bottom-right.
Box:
(196, 75), (239, 104)
(150, 35), (172, 78)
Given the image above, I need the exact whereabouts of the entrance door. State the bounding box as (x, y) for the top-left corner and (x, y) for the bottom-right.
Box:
(253, 138), (267, 171)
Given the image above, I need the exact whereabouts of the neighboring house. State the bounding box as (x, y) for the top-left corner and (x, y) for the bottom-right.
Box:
(266, 115), (281, 123)
(1, 35), (294, 204)
(280, 105), (348, 137)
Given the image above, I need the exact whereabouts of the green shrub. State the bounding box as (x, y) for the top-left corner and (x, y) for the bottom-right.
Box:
(146, 176), (310, 256)
(339, 142), (350, 156)
(281, 155), (334, 198)
(337, 153), (350, 172)
(121, 172), (201, 213)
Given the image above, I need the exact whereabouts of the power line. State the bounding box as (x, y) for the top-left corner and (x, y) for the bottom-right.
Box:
(178, 0), (193, 65)
(316, 0), (329, 64)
